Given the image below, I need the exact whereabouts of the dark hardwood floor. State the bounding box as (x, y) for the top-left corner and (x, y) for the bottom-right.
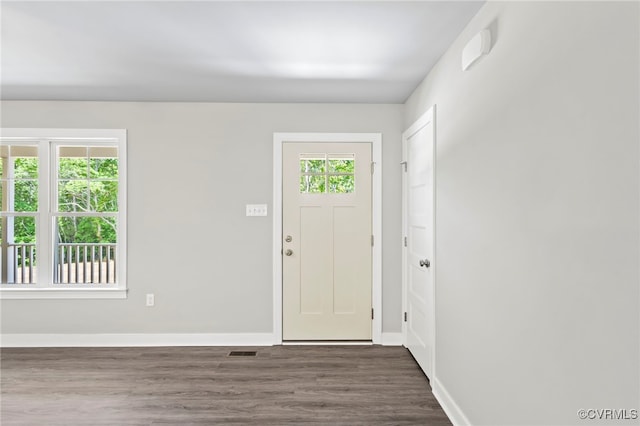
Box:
(1, 345), (452, 425)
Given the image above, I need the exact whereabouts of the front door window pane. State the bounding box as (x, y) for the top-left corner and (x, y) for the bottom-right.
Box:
(299, 153), (356, 194)
(328, 175), (355, 193)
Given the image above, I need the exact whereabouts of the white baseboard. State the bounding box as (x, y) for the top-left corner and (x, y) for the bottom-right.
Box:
(432, 376), (472, 426)
(1, 332), (406, 348)
(380, 332), (403, 346)
(0, 333), (275, 348)
(282, 341), (373, 346)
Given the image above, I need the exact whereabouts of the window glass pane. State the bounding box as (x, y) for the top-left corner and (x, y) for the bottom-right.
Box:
(300, 155), (326, 173)
(14, 216), (36, 244)
(89, 180), (118, 212)
(300, 175), (326, 193)
(54, 216), (117, 284)
(14, 180), (38, 212)
(2, 216), (37, 284)
(59, 157), (88, 179)
(328, 175), (355, 193)
(89, 157), (119, 179)
(2, 146), (39, 213)
(58, 180), (89, 212)
(9, 146), (38, 158)
(58, 146), (119, 213)
(89, 146), (118, 159)
(328, 154), (355, 173)
(56, 216), (117, 244)
(14, 157), (38, 179)
(59, 146), (88, 159)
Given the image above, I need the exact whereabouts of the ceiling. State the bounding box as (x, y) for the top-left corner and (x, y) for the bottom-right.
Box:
(1, 1), (483, 104)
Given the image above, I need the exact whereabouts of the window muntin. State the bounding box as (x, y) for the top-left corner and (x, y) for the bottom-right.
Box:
(0, 130), (126, 298)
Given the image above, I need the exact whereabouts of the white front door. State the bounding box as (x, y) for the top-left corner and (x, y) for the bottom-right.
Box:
(402, 107), (436, 378)
(282, 142), (372, 340)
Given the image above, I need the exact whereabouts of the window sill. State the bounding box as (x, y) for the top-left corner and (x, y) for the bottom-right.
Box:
(0, 288), (128, 300)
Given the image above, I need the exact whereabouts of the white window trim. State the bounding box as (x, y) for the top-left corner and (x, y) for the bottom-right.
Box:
(0, 128), (127, 299)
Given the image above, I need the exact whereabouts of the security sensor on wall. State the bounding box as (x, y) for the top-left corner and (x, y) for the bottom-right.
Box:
(462, 29), (491, 71)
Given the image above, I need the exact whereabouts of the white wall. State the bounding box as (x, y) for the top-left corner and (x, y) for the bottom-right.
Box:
(404, 1), (639, 425)
(0, 102), (404, 337)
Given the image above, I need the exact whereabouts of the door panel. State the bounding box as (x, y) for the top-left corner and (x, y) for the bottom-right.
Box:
(403, 107), (435, 378)
(283, 142), (372, 340)
(300, 206), (327, 314)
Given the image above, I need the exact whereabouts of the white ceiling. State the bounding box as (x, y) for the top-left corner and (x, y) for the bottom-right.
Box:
(1, 1), (483, 103)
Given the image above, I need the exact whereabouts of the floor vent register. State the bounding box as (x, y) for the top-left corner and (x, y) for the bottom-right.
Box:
(228, 351), (258, 357)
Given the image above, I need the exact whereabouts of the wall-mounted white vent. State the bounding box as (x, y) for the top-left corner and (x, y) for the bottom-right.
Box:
(462, 29), (491, 71)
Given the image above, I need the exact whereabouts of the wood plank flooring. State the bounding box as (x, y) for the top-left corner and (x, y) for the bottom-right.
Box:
(1, 345), (452, 425)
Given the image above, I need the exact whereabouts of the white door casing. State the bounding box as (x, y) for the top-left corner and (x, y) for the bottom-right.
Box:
(273, 133), (382, 344)
(282, 142), (372, 340)
(402, 107), (436, 378)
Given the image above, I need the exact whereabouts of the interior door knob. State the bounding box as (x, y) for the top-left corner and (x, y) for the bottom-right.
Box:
(285, 249), (293, 256)
(419, 259), (430, 268)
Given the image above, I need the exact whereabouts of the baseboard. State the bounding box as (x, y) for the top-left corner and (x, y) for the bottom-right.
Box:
(432, 376), (472, 426)
(282, 341), (373, 346)
(0, 333), (275, 348)
(380, 332), (403, 346)
(2, 332), (405, 348)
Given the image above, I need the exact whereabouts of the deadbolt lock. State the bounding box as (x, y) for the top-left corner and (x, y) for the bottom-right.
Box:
(285, 235), (292, 242)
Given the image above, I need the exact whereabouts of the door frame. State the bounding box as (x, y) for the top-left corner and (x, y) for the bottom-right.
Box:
(273, 133), (382, 344)
(401, 106), (436, 374)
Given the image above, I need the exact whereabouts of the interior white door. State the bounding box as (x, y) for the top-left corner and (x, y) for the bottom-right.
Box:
(402, 107), (435, 378)
(282, 142), (372, 340)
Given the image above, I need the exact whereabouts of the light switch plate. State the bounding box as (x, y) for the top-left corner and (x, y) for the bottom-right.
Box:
(246, 204), (268, 216)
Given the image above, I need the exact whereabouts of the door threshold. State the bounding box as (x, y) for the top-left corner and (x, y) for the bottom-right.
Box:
(282, 340), (373, 346)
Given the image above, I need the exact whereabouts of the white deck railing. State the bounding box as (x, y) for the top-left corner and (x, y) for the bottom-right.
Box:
(3, 243), (117, 284)
(55, 243), (116, 284)
(6, 243), (36, 284)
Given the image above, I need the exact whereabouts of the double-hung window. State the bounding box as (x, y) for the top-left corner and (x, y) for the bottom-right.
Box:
(0, 129), (127, 299)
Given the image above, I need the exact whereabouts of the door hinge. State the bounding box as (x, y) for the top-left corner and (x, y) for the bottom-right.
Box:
(372, 308), (374, 320)
(404, 312), (407, 322)
(371, 162), (376, 175)
(404, 236), (407, 247)
(371, 235), (374, 246)
(400, 161), (407, 172)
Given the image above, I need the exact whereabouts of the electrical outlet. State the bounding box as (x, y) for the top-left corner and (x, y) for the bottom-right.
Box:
(146, 293), (154, 307)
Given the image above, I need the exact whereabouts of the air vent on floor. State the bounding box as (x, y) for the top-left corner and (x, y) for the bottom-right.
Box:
(228, 351), (257, 357)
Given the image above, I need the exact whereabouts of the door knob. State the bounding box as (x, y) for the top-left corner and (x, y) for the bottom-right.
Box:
(419, 259), (430, 268)
(285, 249), (293, 256)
